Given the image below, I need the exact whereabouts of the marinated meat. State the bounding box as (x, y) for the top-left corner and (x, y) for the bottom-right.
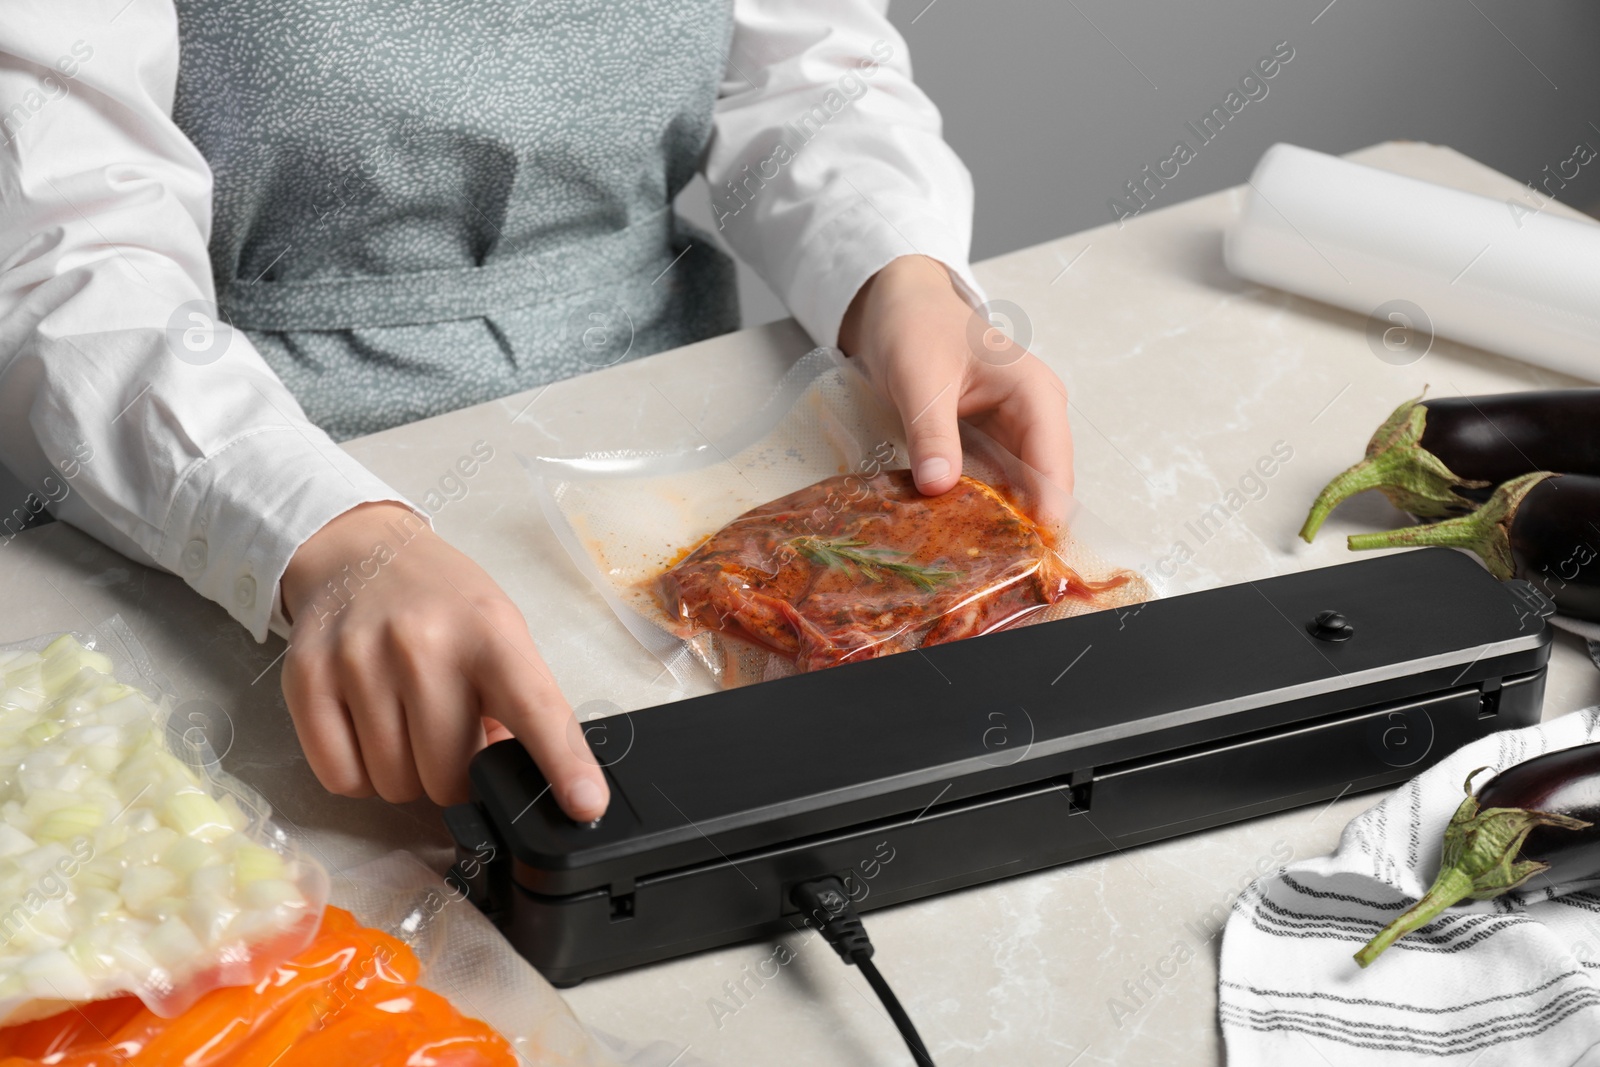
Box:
(658, 470), (1130, 672)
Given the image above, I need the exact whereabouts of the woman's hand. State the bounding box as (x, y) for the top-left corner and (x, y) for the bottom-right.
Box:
(838, 254), (1074, 498)
(278, 502), (609, 821)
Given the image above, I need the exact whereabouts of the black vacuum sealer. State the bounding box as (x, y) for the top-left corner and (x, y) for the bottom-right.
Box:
(444, 548), (1554, 987)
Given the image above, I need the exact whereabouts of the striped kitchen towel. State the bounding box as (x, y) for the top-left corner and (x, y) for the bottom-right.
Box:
(1220, 706), (1600, 1066)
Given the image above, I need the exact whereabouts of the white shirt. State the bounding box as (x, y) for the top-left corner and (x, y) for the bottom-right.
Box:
(0, 0), (979, 642)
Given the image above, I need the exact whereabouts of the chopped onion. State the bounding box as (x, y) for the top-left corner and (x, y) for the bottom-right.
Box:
(186, 893), (240, 944)
(22, 722), (61, 746)
(20, 948), (92, 1001)
(35, 803), (105, 845)
(0, 636), (311, 1014)
(241, 878), (302, 910)
(119, 866), (180, 916)
(0, 689), (44, 716)
(161, 836), (218, 878)
(0, 825), (34, 858)
(232, 843), (285, 886)
(144, 916), (204, 971)
(163, 791), (232, 844)
(189, 864), (233, 899)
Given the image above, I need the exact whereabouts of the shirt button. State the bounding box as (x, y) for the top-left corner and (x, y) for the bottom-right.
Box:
(234, 575), (256, 610)
(181, 538), (208, 572)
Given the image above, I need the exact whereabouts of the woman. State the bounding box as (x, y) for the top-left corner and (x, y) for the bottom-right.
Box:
(0, 0), (1072, 823)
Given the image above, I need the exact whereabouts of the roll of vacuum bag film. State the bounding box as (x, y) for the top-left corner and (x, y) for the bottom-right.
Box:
(1224, 143), (1600, 381)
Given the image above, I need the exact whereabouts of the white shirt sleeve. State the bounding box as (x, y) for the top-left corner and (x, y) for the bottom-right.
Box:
(709, 0), (985, 348)
(0, 2), (415, 642)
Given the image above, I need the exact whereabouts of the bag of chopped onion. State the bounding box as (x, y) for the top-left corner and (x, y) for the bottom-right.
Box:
(0, 619), (326, 1024)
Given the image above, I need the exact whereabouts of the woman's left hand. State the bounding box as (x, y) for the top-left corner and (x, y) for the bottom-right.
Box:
(838, 254), (1074, 499)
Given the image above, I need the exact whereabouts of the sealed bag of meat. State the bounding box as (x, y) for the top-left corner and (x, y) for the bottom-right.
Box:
(526, 348), (1159, 688)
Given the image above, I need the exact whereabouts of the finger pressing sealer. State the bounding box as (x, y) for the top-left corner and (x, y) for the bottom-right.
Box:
(444, 548), (1554, 986)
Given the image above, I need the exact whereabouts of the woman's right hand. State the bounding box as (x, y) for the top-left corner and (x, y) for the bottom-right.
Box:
(277, 501), (610, 821)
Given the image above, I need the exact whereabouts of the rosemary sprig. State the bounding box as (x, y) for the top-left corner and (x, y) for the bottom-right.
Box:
(786, 535), (959, 592)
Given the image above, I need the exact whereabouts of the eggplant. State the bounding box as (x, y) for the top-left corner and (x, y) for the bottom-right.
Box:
(1300, 389), (1600, 541)
(1355, 746), (1600, 968)
(1346, 471), (1600, 621)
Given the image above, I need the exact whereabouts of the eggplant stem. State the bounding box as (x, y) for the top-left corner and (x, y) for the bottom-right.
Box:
(1298, 395), (1487, 543)
(1300, 450), (1413, 542)
(1345, 471), (1556, 580)
(1354, 867), (1474, 968)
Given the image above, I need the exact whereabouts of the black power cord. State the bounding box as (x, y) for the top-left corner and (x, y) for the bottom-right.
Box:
(791, 876), (935, 1067)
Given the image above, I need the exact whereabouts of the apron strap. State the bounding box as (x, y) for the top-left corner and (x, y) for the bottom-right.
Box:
(218, 206), (676, 331)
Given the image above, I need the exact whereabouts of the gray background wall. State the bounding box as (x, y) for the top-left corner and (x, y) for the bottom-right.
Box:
(678, 0), (1600, 328)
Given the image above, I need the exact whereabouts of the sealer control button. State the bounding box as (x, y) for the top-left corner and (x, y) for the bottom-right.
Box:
(1308, 609), (1354, 642)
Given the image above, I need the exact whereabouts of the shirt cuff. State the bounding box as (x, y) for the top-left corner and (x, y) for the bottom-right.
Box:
(158, 425), (424, 642)
(787, 197), (988, 349)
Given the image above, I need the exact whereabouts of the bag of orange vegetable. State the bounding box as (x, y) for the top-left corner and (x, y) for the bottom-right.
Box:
(0, 852), (648, 1067)
(0, 906), (516, 1066)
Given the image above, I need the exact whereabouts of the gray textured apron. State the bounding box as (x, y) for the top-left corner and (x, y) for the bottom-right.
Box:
(171, 0), (739, 441)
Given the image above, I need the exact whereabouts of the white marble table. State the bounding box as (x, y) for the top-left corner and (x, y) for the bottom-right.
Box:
(5, 142), (1599, 1066)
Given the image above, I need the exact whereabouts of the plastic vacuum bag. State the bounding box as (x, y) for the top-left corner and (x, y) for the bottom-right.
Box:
(0, 904), (518, 1066)
(0, 850), (710, 1066)
(527, 348), (1158, 688)
(329, 851), (628, 1067)
(0, 617), (326, 1025)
